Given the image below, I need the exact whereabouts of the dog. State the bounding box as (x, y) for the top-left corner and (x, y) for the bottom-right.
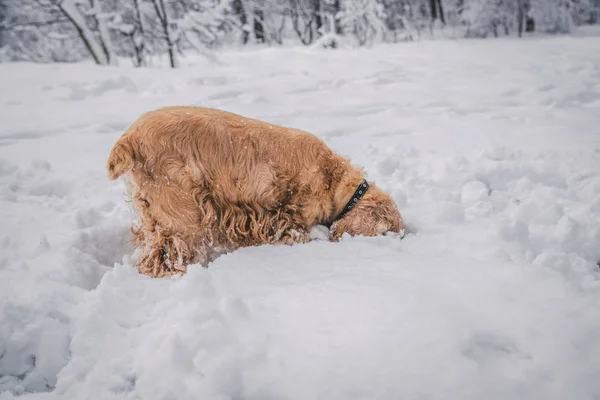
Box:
(107, 106), (405, 277)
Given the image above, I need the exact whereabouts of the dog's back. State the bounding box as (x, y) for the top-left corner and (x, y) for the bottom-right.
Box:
(108, 106), (331, 183)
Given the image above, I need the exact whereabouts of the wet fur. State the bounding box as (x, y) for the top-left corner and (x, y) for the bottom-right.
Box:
(107, 106), (404, 277)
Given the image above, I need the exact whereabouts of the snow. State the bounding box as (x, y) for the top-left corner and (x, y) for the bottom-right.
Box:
(1, 33), (600, 399)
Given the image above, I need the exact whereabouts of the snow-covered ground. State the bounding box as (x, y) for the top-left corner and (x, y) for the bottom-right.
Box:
(1, 33), (600, 400)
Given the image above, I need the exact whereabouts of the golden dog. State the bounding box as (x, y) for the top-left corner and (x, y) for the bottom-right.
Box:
(107, 106), (404, 277)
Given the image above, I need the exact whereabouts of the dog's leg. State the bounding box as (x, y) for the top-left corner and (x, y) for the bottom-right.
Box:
(135, 233), (186, 278)
(264, 213), (312, 246)
(133, 227), (205, 278)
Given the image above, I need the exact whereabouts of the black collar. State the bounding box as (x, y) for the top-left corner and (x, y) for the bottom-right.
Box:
(330, 179), (370, 224)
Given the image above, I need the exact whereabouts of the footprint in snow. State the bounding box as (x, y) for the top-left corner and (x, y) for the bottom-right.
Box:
(501, 88), (522, 98)
(189, 76), (229, 86)
(461, 331), (529, 365)
(69, 221), (134, 290)
(0, 129), (59, 143)
(537, 84), (555, 92)
(0, 160), (71, 199)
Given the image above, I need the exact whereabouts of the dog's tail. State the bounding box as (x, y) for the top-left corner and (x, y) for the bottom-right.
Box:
(107, 134), (136, 181)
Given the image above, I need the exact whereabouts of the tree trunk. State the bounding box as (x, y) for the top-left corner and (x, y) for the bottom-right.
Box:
(275, 13), (286, 44)
(160, 0), (176, 68)
(289, 0), (315, 45)
(166, 44), (176, 68)
(332, 0), (341, 34)
(254, 6), (264, 43)
(0, 3), (5, 49)
(429, 0), (438, 21)
(313, 0), (323, 36)
(89, 0), (117, 65)
(517, 0), (525, 37)
(437, 0), (445, 24)
(59, 0), (108, 65)
(132, 0), (147, 66)
(232, 0), (249, 43)
(152, 0), (177, 68)
(429, 0), (445, 24)
(526, 16), (535, 32)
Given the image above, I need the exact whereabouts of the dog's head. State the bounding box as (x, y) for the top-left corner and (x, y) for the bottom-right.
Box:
(329, 184), (404, 241)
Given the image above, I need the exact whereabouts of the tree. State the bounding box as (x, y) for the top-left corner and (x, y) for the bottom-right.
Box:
(530, 0), (573, 33)
(58, 0), (116, 65)
(430, 0), (445, 24)
(517, 0), (526, 36)
(231, 0), (249, 42)
(150, 0), (177, 67)
(0, 0), (83, 62)
(462, 0), (513, 38)
(258, 0), (289, 45)
(324, 0), (341, 34)
(313, 0), (323, 35)
(0, 0), (7, 49)
(231, 0), (282, 44)
(131, 0), (148, 66)
(253, 2), (265, 42)
(178, 1), (239, 54)
(289, 0), (318, 44)
(338, 0), (387, 46)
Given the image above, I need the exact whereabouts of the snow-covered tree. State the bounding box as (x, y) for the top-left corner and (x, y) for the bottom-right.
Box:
(101, 0), (150, 67)
(148, 0), (178, 67)
(260, 0), (289, 45)
(337, 0), (387, 46)
(0, 0), (86, 62)
(1, 0), (599, 64)
(430, 0), (446, 24)
(288, 0), (319, 44)
(461, 0), (514, 37)
(57, 0), (118, 65)
(179, 1), (239, 51)
(530, 0), (573, 33)
(229, 0), (286, 45)
(144, 0), (237, 67)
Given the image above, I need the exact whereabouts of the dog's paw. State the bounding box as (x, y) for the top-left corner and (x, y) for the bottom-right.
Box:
(280, 228), (312, 245)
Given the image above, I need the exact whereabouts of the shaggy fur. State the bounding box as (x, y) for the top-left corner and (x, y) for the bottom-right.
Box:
(107, 106), (405, 277)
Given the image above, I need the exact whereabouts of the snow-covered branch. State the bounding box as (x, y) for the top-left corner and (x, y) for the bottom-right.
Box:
(58, 0), (110, 64)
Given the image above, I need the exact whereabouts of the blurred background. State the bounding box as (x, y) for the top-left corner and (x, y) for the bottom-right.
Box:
(1, 0), (599, 67)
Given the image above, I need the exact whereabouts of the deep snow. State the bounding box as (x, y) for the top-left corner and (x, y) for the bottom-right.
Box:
(1, 33), (600, 400)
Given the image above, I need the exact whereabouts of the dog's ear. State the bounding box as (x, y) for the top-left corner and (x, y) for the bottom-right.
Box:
(107, 136), (136, 180)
